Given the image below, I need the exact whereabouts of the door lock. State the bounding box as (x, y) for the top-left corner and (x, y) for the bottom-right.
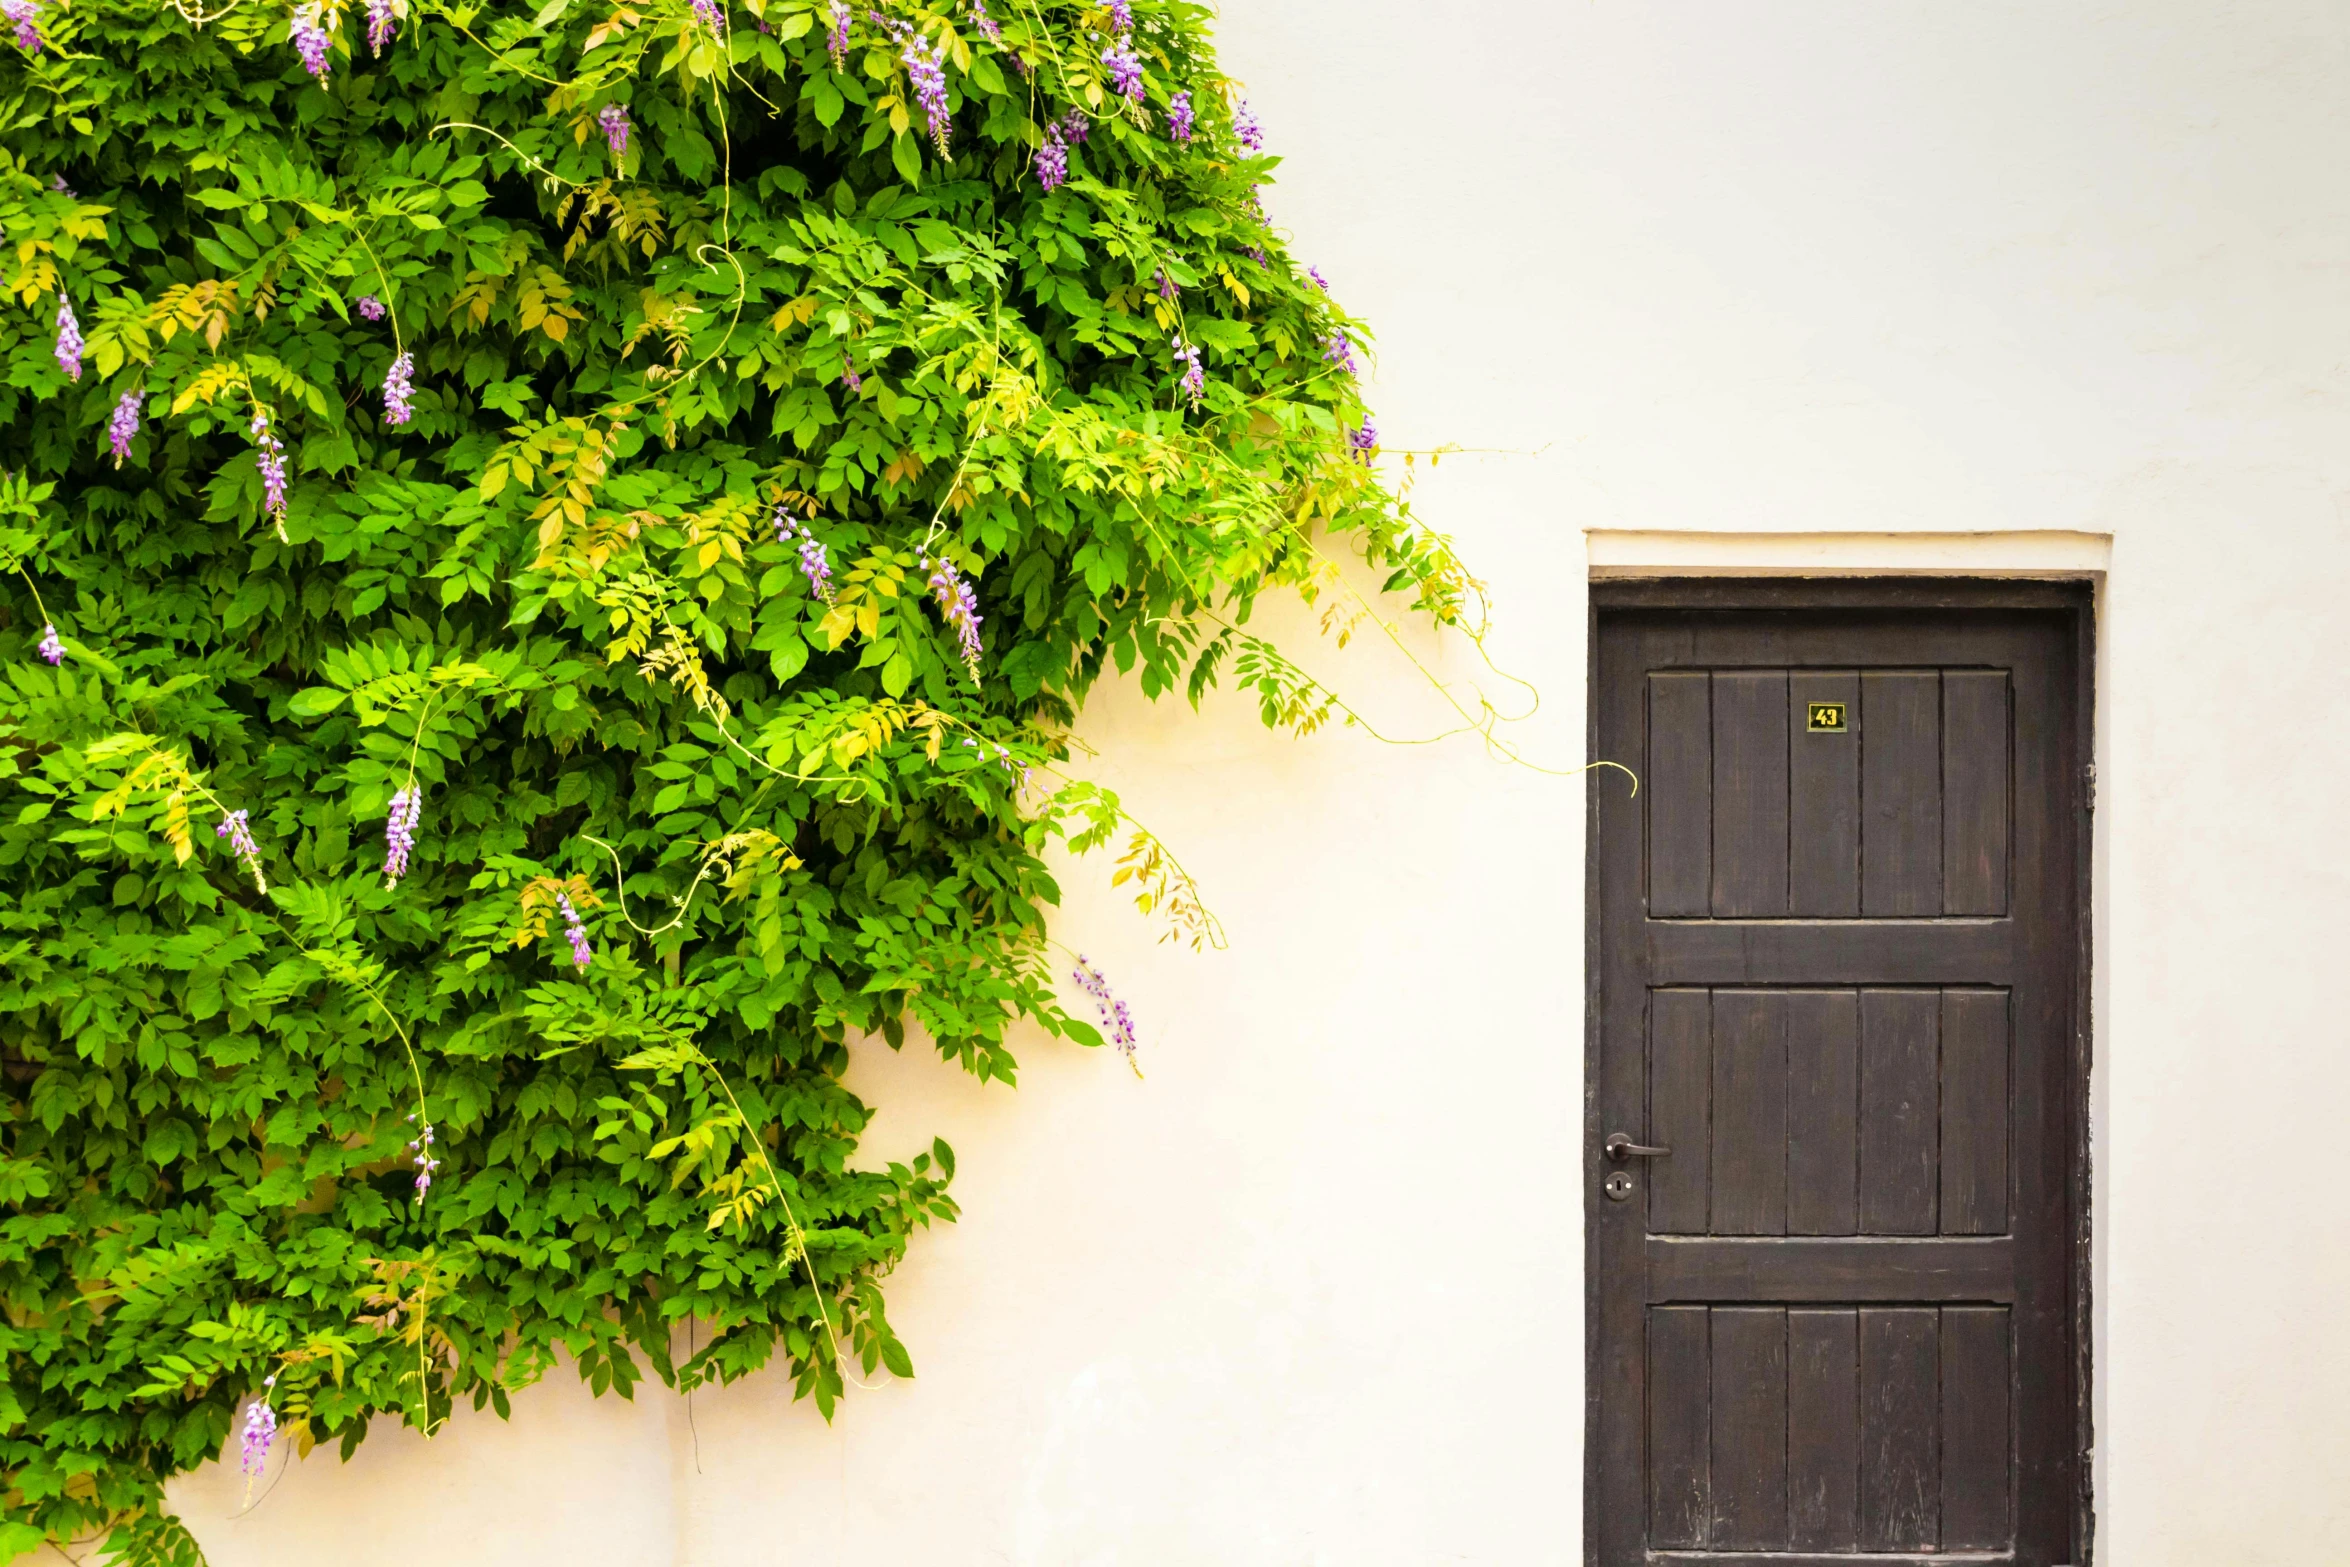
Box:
(1603, 1171), (1636, 1202)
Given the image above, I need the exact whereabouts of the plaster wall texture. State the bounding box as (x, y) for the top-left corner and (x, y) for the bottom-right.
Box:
(167, 2), (2350, 1563)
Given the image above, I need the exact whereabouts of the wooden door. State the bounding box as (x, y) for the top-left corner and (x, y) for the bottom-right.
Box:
(1589, 584), (2088, 1567)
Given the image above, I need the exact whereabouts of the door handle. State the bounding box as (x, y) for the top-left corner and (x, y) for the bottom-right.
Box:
(1604, 1133), (1671, 1161)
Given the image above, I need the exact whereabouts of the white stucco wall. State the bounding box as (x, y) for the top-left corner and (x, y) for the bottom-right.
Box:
(162, 3), (2350, 1563)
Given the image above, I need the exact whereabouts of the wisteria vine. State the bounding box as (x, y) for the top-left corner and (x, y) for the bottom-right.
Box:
(0, 2), (1619, 1560)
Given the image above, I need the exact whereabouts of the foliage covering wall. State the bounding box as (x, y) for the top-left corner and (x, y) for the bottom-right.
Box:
(0, 0), (1468, 1556)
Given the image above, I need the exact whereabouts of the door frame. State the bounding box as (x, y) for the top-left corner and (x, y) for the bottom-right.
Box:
(1582, 576), (2098, 1564)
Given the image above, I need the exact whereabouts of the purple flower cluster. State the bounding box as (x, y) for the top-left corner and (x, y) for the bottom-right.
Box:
(825, 0), (849, 66)
(558, 894), (593, 969)
(383, 784), (420, 885)
(1101, 38), (1143, 102)
(772, 505), (836, 602)
(291, 2), (332, 82)
(902, 29), (951, 153)
(1154, 267), (1177, 302)
(108, 391), (142, 467)
(215, 808), (268, 891)
(406, 1114), (440, 1201)
(1107, 0), (1131, 31)
(1308, 265), (1329, 291)
(1349, 417), (1378, 462)
(921, 552), (984, 681)
(1069, 955), (1139, 1065)
(841, 359), (863, 391)
(35, 623), (61, 665)
(1236, 98), (1264, 152)
(3, 0), (40, 55)
(967, 0), (999, 43)
(1168, 89), (1193, 143)
(53, 299), (80, 381)
(597, 103), (630, 157)
(240, 1379), (279, 1480)
(366, 0), (396, 53)
(251, 409), (290, 539)
(691, 0), (724, 33)
(1035, 121), (1070, 192)
(1322, 329), (1360, 377)
(382, 351), (414, 427)
(1172, 335), (1203, 408)
(356, 293), (386, 321)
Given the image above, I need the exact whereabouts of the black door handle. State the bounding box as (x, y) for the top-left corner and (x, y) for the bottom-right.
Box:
(1604, 1133), (1671, 1161)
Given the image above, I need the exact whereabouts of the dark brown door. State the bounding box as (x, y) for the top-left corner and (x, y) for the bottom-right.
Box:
(1590, 585), (2087, 1567)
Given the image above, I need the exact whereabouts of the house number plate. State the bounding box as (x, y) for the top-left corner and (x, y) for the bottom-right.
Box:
(1806, 701), (1847, 732)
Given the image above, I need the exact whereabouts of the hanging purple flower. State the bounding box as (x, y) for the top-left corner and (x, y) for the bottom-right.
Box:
(35, 623), (62, 665)
(902, 30), (951, 154)
(1308, 266), (1329, 291)
(1322, 329), (1360, 377)
(1171, 335), (1203, 409)
(215, 808), (268, 892)
(290, 2), (333, 82)
(1168, 89), (1193, 143)
(406, 1113), (440, 1201)
(597, 103), (630, 158)
(1235, 97), (1263, 152)
(2, 0), (40, 55)
(383, 784), (420, 886)
(1102, 35), (1143, 101)
(382, 351), (415, 427)
(356, 294), (386, 321)
(1034, 122), (1070, 193)
(967, 0), (999, 42)
(841, 360), (863, 391)
(52, 298), (80, 381)
(772, 506), (836, 603)
(1154, 267), (1178, 302)
(1060, 109), (1090, 145)
(921, 552), (984, 682)
(365, 0), (395, 52)
(1069, 955), (1140, 1066)
(48, 174), (72, 196)
(107, 391), (142, 467)
(250, 409), (290, 540)
(558, 895), (593, 969)
(240, 1379), (279, 1480)
(825, 0), (850, 66)
(690, 0), (724, 32)
(1348, 417), (1378, 462)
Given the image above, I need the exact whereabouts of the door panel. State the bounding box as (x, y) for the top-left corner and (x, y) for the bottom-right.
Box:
(1644, 667), (2014, 919)
(1641, 1305), (2014, 1554)
(1592, 600), (2083, 1567)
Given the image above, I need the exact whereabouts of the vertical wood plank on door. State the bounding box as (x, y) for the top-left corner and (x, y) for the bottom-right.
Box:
(1785, 990), (1860, 1236)
(1711, 672), (1791, 916)
(1650, 674), (1714, 917)
(1942, 671), (2011, 916)
(1940, 990), (2010, 1236)
(1788, 1308), (1861, 1551)
(1711, 991), (1788, 1235)
(1789, 671), (1861, 916)
(1860, 989), (1940, 1234)
(1649, 990), (1714, 1234)
(1860, 1307), (1942, 1553)
(1861, 672), (1944, 915)
(1649, 1307), (1712, 1550)
(1710, 1309), (1790, 1549)
(1941, 1307), (2014, 1550)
